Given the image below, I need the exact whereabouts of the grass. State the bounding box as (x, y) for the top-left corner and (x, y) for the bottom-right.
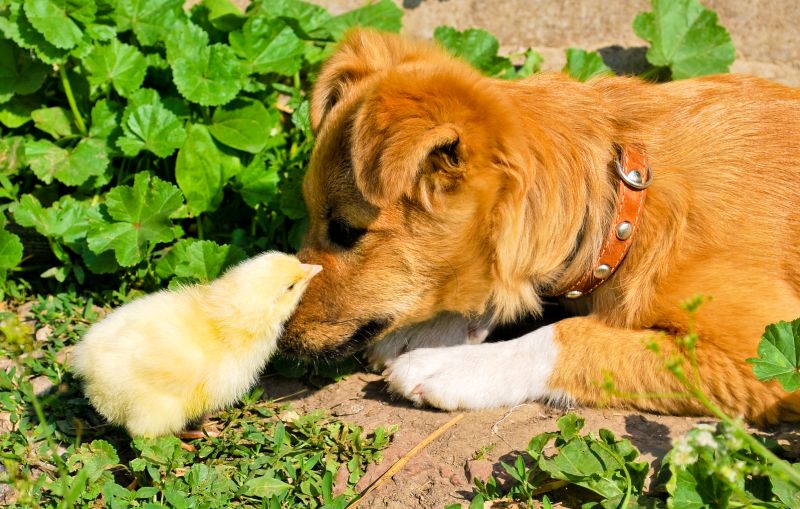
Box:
(0, 290), (395, 508)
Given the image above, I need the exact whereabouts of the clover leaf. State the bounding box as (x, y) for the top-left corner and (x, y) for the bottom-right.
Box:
(83, 39), (148, 97)
(633, 0), (735, 79)
(747, 319), (800, 392)
(87, 172), (183, 266)
(229, 16), (305, 76)
(25, 138), (108, 186)
(171, 43), (243, 106)
(563, 48), (613, 81)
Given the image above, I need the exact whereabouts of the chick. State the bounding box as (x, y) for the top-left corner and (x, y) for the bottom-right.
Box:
(71, 252), (321, 437)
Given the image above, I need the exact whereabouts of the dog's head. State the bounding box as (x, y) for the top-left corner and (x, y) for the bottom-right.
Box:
(280, 30), (588, 358)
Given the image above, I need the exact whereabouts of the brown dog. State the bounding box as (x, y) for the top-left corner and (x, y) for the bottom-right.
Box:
(280, 29), (800, 424)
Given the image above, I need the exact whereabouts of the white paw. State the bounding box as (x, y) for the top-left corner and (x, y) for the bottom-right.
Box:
(385, 325), (562, 411)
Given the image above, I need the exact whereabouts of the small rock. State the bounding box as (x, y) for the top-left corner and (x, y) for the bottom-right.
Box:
(30, 376), (54, 396)
(331, 402), (364, 417)
(35, 325), (52, 342)
(278, 410), (299, 423)
(55, 345), (73, 367)
(465, 459), (494, 484)
(0, 412), (12, 434)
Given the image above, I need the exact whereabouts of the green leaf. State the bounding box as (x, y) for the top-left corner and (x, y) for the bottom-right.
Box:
(67, 440), (119, 484)
(234, 154), (279, 208)
(633, 0), (735, 79)
(164, 19), (209, 64)
(113, 0), (182, 46)
(328, 0), (403, 37)
(175, 124), (240, 214)
(23, 0), (95, 50)
(171, 43), (244, 106)
(209, 98), (278, 154)
(87, 172), (183, 266)
(563, 48), (613, 81)
(556, 412), (585, 440)
(242, 475), (291, 498)
(261, 0), (333, 40)
(25, 138), (108, 186)
(31, 106), (75, 138)
(0, 39), (49, 103)
(12, 194), (102, 242)
(0, 4), (70, 64)
(89, 99), (124, 149)
(202, 0), (246, 32)
(514, 49), (544, 78)
(0, 137), (27, 175)
(0, 226), (23, 272)
(83, 39), (148, 97)
(155, 238), (245, 282)
(433, 26), (513, 77)
(229, 16), (304, 76)
(0, 96), (37, 128)
(747, 319), (800, 392)
(117, 92), (186, 158)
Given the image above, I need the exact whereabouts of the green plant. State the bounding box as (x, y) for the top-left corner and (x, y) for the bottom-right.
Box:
(0, 0), (403, 296)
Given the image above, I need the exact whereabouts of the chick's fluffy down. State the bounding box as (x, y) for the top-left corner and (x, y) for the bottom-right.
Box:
(71, 252), (320, 437)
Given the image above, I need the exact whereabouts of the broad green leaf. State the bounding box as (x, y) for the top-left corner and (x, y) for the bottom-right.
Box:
(0, 3), (70, 64)
(0, 38), (49, 103)
(89, 99), (123, 149)
(209, 98), (277, 154)
(260, 0), (333, 40)
(67, 440), (119, 484)
(202, 0), (245, 32)
(175, 124), (240, 214)
(83, 39), (148, 97)
(0, 96), (36, 128)
(25, 138), (108, 186)
(31, 106), (75, 138)
(0, 137), (26, 175)
(770, 464), (800, 507)
(164, 20), (209, 64)
(0, 226), (23, 272)
(229, 16), (304, 76)
(234, 154), (279, 208)
(747, 319), (800, 391)
(434, 26), (513, 77)
(563, 48), (613, 81)
(117, 94), (186, 158)
(23, 0), (95, 50)
(242, 475), (291, 498)
(633, 0), (735, 79)
(113, 0), (182, 46)
(12, 194), (102, 242)
(513, 49), (544, 78)
(171, 43), (243, 106)
(556, 412), (584, 440)
(328, 0), (403, 37)
(155, 239), (245, 281)
(87, 172), (183, 266)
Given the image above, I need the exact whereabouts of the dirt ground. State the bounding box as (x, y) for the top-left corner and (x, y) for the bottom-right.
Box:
(260, 370), (702, 508)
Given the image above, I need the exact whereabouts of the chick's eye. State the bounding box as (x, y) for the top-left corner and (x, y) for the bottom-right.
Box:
(288, 283), (296, 291)
(328, 218), (366, 249)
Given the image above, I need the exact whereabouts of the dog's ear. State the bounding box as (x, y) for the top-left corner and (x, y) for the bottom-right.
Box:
(310, 29), (441, 133)
(351, 118), (464, 207)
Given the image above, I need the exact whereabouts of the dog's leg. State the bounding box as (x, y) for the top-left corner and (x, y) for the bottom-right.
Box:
(366, 311), (493, 370)
(386, 315), (798, 423)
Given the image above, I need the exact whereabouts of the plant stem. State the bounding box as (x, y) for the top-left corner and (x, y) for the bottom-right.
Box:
(59, 66), (87, 135)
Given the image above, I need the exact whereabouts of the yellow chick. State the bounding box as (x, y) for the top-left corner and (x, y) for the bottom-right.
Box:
(71, 252), (321, 437)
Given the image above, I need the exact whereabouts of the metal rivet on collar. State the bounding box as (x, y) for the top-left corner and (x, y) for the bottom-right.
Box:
(627, 170), (643, 185)
(593, 264), (611, 279)
(565, 290), (583, 299)
(616, 221), (632, 240)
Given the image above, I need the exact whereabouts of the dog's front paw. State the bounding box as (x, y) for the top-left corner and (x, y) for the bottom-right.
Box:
(385, 326), (562, 411)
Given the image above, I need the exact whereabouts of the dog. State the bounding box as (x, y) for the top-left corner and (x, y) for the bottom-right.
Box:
(279, 29), (800, 424)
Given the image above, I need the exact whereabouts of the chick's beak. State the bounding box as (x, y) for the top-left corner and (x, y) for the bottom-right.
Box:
(301, 264), (323, 279)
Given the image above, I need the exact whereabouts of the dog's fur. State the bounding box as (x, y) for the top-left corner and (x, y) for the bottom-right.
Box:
(280, 29), (800, 424)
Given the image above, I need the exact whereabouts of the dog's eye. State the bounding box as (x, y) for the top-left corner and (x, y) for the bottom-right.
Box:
(328, 218), (367, 249)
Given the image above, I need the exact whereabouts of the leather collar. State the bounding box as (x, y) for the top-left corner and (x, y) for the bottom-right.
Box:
(559, 145), (652, 299)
